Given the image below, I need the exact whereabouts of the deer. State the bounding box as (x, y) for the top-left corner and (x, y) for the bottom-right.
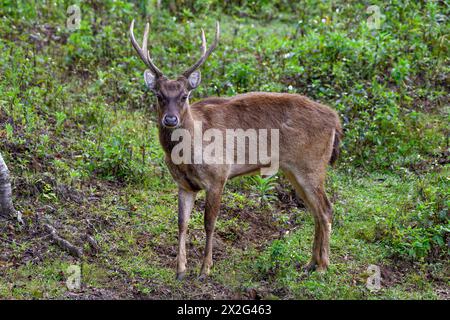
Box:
(129, 20), (342, 280)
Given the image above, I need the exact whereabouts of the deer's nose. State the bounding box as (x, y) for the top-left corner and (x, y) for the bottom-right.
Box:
(163, 115), (179, 127)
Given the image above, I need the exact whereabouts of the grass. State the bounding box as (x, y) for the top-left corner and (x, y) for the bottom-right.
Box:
(0, 0), (448, 299)
(0, 170), (447, 299)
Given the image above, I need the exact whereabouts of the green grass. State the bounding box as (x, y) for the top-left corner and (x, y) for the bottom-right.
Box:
(0, 0), (448, 299)
(1, 170), (447, 299)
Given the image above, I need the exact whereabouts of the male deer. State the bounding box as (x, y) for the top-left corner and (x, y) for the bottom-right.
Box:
(129, 20), (342, 280)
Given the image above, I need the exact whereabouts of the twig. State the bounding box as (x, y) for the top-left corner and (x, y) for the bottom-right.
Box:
(44, 223), (83, 258)
(84, 234), (100, 253)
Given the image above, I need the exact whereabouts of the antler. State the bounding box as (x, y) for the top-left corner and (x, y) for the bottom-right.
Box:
(182, 21), (220, 78)
(129, 19), (163, 77)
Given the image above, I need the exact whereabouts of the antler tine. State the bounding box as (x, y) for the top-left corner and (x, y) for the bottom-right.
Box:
(142, 22), (149, 56)
(129, 19), (163, 77)
(129, 20), (146, 64)
(200, 28), (207, 55)
(182, 21), (220, 78)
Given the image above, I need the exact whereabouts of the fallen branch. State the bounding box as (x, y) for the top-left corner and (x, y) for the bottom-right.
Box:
(44, 223), (83, 258)
(84, 234), (100, 253)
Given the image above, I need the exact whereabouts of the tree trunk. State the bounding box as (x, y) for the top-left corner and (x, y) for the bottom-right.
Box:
(0, 152), (17, 219)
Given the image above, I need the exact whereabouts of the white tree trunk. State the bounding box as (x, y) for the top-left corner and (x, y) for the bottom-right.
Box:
(0, 152), (17, 219)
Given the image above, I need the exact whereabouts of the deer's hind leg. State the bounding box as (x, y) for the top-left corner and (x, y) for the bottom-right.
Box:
(284, 168), (332, 272)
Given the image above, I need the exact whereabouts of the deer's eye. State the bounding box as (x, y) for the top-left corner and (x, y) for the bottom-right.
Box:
(181, 95), (188, 101)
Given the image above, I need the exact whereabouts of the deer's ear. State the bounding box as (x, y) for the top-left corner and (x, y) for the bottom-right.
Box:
(187, 70), (201, 90)
(144, 70), (156, 90)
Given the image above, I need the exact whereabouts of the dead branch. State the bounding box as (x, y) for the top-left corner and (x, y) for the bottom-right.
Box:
(44, 223), (83, 258)
(84, 234), (100, 253)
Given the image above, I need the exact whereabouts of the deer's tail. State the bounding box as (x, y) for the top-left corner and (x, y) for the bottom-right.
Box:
(329, 126), (342, 166)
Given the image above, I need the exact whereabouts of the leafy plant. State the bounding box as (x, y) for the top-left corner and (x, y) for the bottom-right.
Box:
(249, 175), (278, 205)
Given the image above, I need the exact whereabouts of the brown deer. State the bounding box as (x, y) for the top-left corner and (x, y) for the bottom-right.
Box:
(129, 20), (342, 280)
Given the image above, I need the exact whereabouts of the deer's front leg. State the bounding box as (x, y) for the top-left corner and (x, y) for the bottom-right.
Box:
(176, 188), (197, 280)
(199, 185), (224, 280)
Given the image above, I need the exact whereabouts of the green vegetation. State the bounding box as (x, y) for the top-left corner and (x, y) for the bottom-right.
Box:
(0, 1), (448, 299)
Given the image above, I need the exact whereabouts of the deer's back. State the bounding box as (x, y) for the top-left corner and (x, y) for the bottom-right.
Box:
(191, 92), (341, 135)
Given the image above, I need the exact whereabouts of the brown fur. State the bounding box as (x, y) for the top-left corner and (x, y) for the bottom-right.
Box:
(129, 21), (342, 279)
(152, 81), (342, 278)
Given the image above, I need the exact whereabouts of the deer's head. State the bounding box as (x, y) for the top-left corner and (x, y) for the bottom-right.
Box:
(130, 20), (220, 128)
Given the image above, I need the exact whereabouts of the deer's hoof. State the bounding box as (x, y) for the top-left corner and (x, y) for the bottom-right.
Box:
(176, 272), (186, 281)
(304, 261), (328, 274)
(303, 262), (317, 274)
(315, 264), (328, 273)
